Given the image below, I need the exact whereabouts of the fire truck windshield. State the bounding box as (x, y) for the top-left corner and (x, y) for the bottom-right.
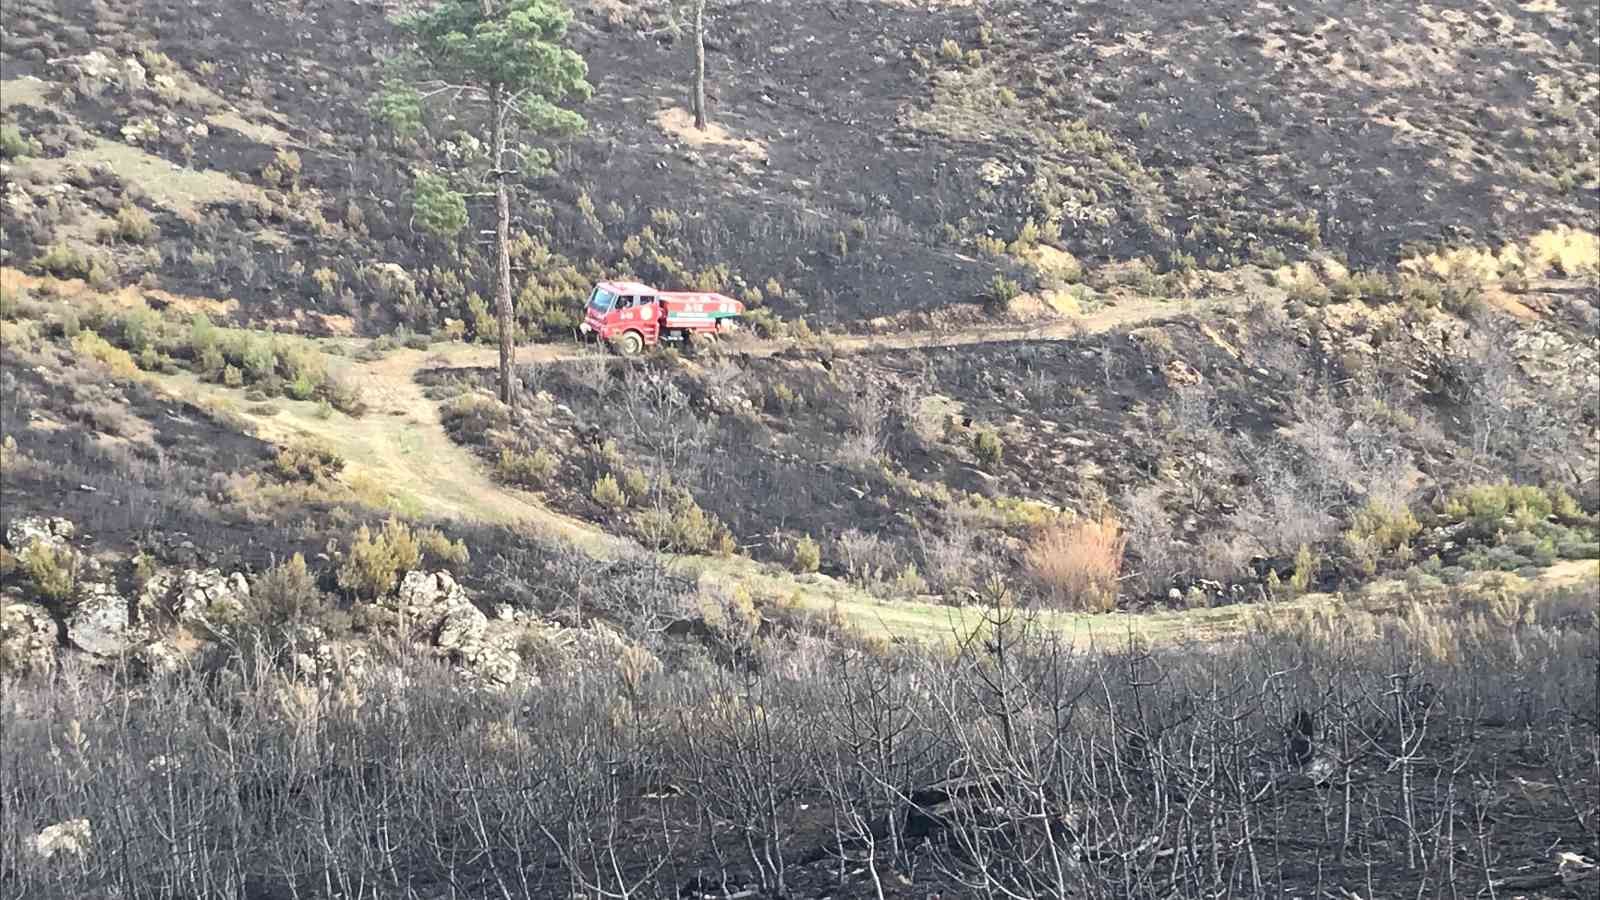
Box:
(588, 287), (616, 313)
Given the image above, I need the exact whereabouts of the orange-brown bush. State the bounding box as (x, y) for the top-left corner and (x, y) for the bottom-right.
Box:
(1024, 511), (1127, 610)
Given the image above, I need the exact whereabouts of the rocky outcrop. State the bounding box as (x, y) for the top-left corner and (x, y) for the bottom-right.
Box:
(57, 50), (146, 98)
(0, 601), (57, 675)
(376, 572), (522, 688)
(4, 516), (76, 555)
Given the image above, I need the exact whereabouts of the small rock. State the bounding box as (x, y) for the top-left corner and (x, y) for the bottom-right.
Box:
(30, 819), (91, 861)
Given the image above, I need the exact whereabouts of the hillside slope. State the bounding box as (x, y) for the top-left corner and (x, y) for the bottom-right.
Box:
(2, 0), (1595, 337)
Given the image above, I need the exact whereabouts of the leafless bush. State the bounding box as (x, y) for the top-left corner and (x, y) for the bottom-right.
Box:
(1119, 484), (1180, 596)
(835, 528), (900, 585)
(917, 520), (981, 596)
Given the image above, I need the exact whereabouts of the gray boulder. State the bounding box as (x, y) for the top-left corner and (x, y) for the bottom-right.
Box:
(67, 582), (132, 656)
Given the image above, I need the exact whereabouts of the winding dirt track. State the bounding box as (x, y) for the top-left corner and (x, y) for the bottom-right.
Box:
(266, 294), (1279, 642)
(148, 292), (1313, 642)
(421, 293), (1253, 372)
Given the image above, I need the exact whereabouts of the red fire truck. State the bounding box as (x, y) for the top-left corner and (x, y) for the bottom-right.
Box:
(579, 280), (744, 356)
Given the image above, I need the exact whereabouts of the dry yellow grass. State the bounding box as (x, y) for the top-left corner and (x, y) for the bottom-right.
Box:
(654, 106), (768, 162)
(0, 266), (238, 319)
(1399, 226), (1600, 282)
(0, 77), (51, 110)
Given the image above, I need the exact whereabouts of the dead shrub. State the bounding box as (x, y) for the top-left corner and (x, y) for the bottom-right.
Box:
(1024, 511), (1127, 611)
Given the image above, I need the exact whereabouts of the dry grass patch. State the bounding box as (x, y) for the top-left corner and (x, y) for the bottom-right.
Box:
(653, 106), (768, 162)
(0, 77), (51, 110)
(22, 138), (276, 224)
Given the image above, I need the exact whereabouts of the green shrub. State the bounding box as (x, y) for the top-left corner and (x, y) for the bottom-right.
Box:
(418, 528), (470, 568)
(286, 373), (317, 400)
(1288, 543), (1317, 594)
(619, 466), (649, 503)
(984, 274), (1021, 310)
(277, 341), (326, 386)
(792, 534), (821, 573)
(260, 148), (302, 189)
(1285, 278), (1331, 306)
(36, 244), (95, 280)
(196, 343), (226, 379)
(972, 428), (1004, 468)
(234, 336), (277, 382)
(271, 440), (345, 483)
(371, 80), (424, 140)
(118, 306), (161, 354)
(19, 544), (77, 604)
(1557, 540), (1600, 560)
(441, 393), (510, 442)
(0, 124), (32, 160)
(591, 473), (627, 511)
(222, 365), (244, 388)
(742, 307), (782, 338)
(413, 172), (468, 240)
(110, 205), (157, 244)
(497, 446), (557, 487)
(1443, 483), (1568, 535)
(322, 372), (366, 416)
(1347, 499), (1421, 551)
(245, 553), (330, 629)
(337, 518), (423, 600)
(1330, 272), (1391, 302)
(70, 332), (140, 380)
(634, 493), (734, 555)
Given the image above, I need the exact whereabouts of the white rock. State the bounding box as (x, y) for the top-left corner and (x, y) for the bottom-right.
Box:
(118, 57), (146, 92)
(30, 819), (91, 860)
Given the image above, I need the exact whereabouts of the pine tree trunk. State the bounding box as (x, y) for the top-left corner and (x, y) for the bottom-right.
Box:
(692, 0), (707, 129)
(491, 85), (515, 405)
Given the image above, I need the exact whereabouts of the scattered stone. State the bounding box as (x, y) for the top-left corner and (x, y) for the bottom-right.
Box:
(170, 569), (250, 626)
(118, 56), (146, 92)
(132, 638), (188, 676)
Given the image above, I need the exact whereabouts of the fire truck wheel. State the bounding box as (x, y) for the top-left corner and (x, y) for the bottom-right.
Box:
(617, 331), (644, 357)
